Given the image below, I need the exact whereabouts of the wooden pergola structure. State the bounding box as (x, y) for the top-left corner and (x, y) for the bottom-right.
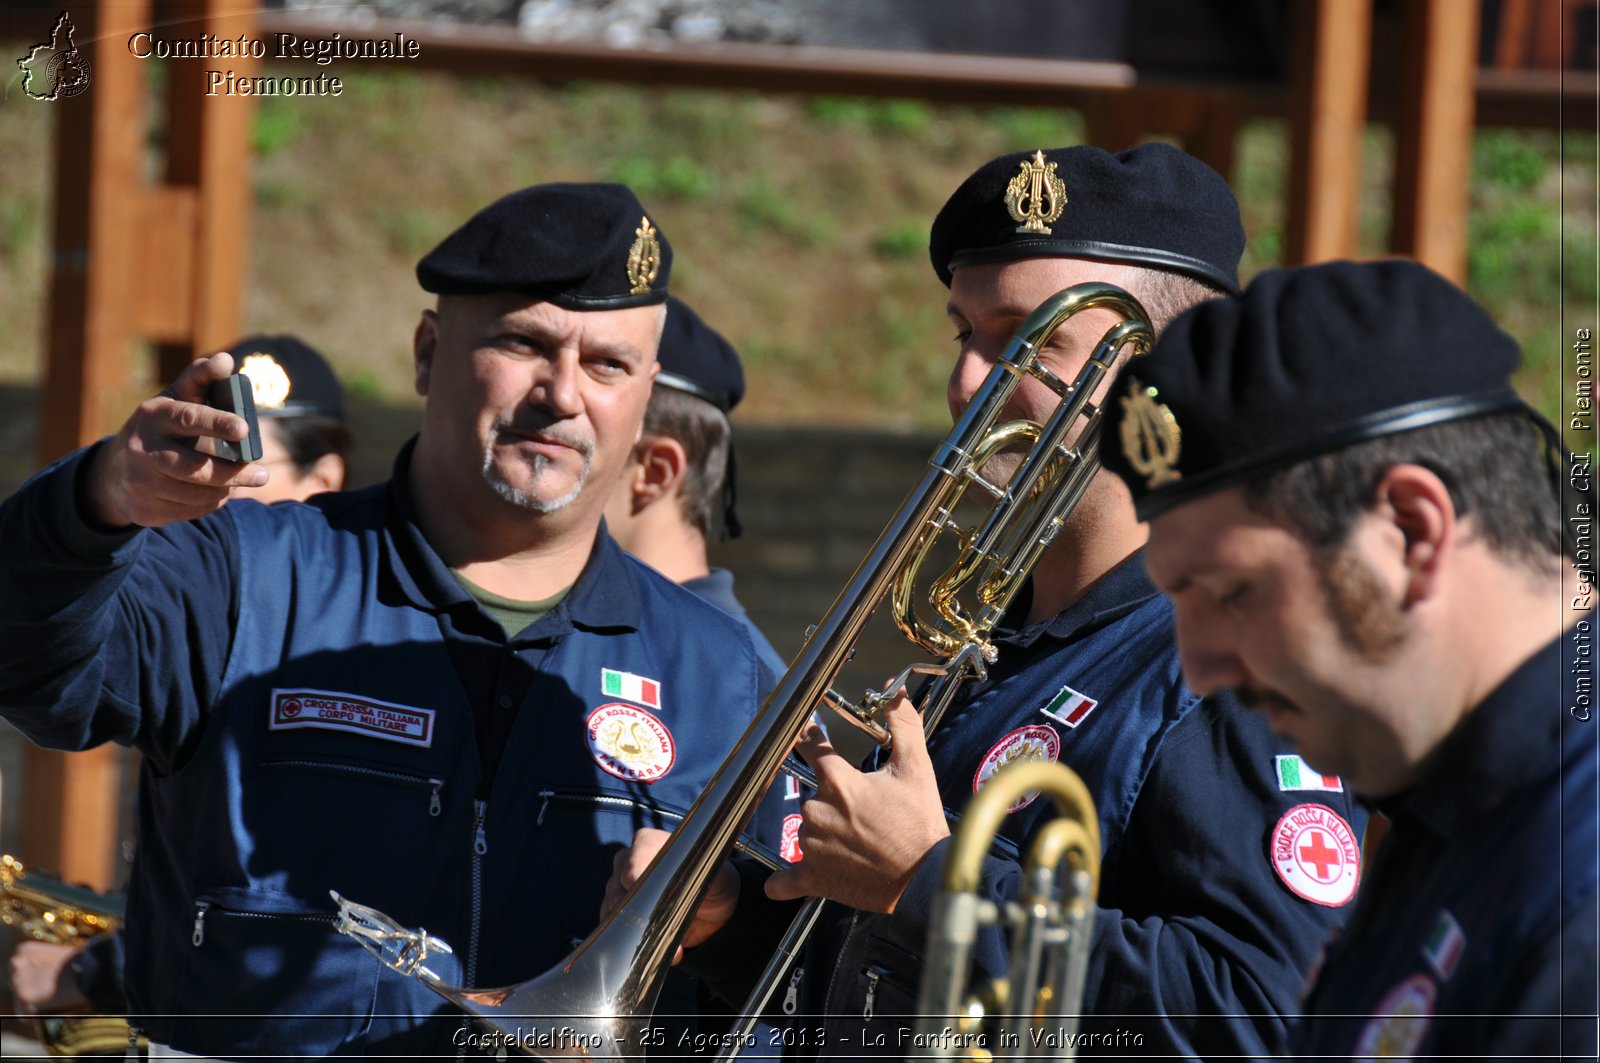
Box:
(16, 0), (1581, 887)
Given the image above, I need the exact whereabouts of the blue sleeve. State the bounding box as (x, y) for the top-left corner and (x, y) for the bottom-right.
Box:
(888, 698), (1365, 1058)
(0, 445), (241, 772)
(679, 857), (804, 1010)
(72, 931), (129, 1013)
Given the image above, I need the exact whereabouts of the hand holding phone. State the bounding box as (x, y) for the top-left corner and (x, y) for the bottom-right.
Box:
(206, 373), (263, 463)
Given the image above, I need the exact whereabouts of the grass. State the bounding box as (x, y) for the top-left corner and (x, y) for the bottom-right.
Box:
(0, 58), (1593, 442)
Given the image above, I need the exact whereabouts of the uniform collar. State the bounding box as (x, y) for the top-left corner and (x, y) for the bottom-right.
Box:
(682, 568), (745, 616)
(1390, 628), (1576, 838)
(999, 550), (1160, 649)
(379, 436), (642, 633)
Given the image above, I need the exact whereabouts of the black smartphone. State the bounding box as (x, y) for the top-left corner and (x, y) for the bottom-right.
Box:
(206, 372), (263, 463)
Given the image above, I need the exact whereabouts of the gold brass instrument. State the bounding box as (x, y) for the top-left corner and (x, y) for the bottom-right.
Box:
(915, 760), (1101, 1061)
(1, 853), (143, 1057)
(332, 281), (1151, 1060)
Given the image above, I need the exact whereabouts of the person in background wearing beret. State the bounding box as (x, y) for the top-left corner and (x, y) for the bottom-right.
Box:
(1100, 258), (1598, 1061)
(610, 145), (1366, 1058)
(223, 334), (352, 504)
(604, 297), (788, 689)
(6, 334), (352, 1043)
(0, 184), (786, 1060)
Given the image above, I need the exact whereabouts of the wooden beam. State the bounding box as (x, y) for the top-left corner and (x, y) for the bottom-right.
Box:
(1285, 0), (1373, 264)
(26, 0), (156, 893)
(1391, 0), (1482, 283)
(158, 0), (258, 382)
(26, 0), (258, 890)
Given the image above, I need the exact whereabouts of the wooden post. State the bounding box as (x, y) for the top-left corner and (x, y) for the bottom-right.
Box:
(1390, 0), (1481, 283)
(155, 0), (258, 382)
(25, 0), (152, 892)
(23, 0), (255, 890)
(1284, 0), (1373, 264)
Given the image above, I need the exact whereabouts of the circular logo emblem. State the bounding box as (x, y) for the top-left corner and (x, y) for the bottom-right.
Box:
(780, 814), (804, 864)
(585, 703), (675, 782)
(1354, 973), (1436, 1060)
(973, 725), (1061, 813)
(1270, 803), (1361, 907)
(48, 50), (91, 99)
(281, 698), (302, 718)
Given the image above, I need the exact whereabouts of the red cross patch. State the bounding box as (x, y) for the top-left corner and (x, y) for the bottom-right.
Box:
(1269, 803), (1361, 907)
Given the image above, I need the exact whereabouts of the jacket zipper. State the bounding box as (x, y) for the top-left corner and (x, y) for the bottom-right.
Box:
(782, 966), (805, 1016)
(821, 908), (863, 1027)
(534, 789), (686, 827)
(457, 799), (489, 1060)
(531, 790), (778, 865)
(190, 900), (336, 947)
(862, 969), (880, 1021)
(264, 758), (444, 817)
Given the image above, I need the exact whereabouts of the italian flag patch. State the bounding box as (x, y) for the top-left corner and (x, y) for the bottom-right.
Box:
(1421, 910), (1466, 981)
(601, 668), (661, 709)
(1040, 683), (1097, 728)
(1275, 754), (1343, 792)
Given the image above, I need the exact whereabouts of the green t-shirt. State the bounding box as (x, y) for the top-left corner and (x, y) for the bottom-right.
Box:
(451, 571), (571, 639)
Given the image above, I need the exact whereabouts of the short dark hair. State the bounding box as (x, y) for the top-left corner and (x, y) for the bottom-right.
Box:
(1240, 411), (1565, 576)
(1128, 267), (1228, 333)
(642, 387), (731, 539)
(271, 414), (354, 476)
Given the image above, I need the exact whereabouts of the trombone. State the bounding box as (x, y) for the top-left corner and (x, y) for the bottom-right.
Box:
(333, 281), (1150, 1060)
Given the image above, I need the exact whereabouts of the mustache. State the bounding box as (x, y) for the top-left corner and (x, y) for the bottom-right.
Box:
(493, 419), (595, 457)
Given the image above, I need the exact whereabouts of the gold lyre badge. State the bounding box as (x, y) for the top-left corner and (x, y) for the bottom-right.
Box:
(1119, 376), (1182, 489)
(239, 352), (292, 410)
(1004, 150), (1067, 234)
(626, 216), (662, 295)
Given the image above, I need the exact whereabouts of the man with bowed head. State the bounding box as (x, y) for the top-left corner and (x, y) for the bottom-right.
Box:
(0, 183), (784, 1059)
(1099, 258), (1598, 1060)
(612, 144), (1366, 1059)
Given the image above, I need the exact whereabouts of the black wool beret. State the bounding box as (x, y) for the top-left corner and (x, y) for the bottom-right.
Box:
(654, 297), (749, 538)
(417, 183), (671, 309)
(228, 334), (346, 421)
(928, 143), (1245, 293)
(655, 297), (746, 414)
(1100, 258), (1531, 521)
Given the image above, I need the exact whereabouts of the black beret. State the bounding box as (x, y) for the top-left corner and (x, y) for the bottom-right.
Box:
(228, 334), (346, 421)
(416, 183), (671, 309)
(928, 143), (1244, 293)
(1100, 259), (1531, 521)
(655, 297), (745, 413)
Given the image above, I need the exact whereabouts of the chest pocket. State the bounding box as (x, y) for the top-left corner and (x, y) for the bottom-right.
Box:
(170, 885), (381, 1056)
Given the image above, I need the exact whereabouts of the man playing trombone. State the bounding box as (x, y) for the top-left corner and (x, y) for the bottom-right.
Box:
(613, 144), (1367, 1058)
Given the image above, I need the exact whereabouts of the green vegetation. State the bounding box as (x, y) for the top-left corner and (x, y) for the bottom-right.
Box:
(0, 62), (1593, 438)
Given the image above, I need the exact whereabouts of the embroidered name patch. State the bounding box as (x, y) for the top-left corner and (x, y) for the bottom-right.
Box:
(269, 689), (436, 748)
(586, 703), (675, 782)
(780, 813), (805, 864)
(973, 724), (1062, 813)
(1270, 803), (1361, 907)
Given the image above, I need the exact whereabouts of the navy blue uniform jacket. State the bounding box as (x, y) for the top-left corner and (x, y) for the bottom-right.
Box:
(691, 553), (1367, 1059)
(0, 441), (788, 1059)
(684, 568), (788, 690)
(1293, 623), (1599, 1061)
